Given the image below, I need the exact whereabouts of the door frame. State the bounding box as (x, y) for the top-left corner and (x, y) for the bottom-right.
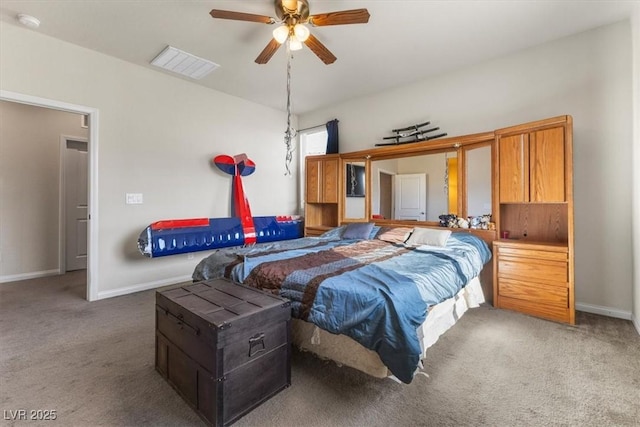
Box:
(59, 135), (89, 274)
(377, 168), (395, 220)
(1, 90), (99, 301)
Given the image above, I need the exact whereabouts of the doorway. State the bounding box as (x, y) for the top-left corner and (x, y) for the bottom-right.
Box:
(0, 90), (99, 301)
(61, 137), (88, 272)
(378, 171), (393, 220)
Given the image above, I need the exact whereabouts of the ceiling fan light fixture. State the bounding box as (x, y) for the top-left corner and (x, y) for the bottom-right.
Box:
(272, 25), (290, 44)
(293, 23), (310, 42)
(289, 36), (303, 51)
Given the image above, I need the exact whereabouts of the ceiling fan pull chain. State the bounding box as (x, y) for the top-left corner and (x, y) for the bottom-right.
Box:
(284, 41), (296, 176)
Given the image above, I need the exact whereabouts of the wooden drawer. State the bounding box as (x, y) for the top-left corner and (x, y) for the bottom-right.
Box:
(497, 246), (567, 261)
(498, 258), (568, 285)
(498, 278), (568, 308)
(498, 295), (570, 323)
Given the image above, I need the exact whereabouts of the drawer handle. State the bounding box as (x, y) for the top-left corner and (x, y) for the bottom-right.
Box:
(248, 332), (266, 358)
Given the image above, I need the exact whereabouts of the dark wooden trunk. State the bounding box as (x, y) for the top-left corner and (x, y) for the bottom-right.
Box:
(155, 278), (291, 426)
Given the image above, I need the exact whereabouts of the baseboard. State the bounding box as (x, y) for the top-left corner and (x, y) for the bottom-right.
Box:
(575, 302), (633, 321)
(0, 269), (61, 284)
(96, 274), (192, 300)
(632, 314), (640, 336)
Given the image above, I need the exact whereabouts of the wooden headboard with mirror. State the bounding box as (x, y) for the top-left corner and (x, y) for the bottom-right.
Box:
(303, 116), (574, 314)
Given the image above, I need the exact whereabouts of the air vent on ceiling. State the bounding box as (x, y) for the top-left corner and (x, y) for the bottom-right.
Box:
(150, 46), (219, 80)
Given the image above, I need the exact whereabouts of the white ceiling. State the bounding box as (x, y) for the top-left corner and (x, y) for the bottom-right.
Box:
(0, 1), (636, 114)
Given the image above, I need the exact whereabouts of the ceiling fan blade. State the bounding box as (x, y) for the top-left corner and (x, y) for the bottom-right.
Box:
(210, 9), (275, 24)
(308, 9), (370, 26)
(255, 39), (282, 64)
(303, 34), (337, 65)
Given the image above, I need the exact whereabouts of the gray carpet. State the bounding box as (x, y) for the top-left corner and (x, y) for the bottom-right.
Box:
(1, 271), (639, 426)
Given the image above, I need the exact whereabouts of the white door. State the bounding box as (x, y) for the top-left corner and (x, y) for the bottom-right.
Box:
(394, 173), (426, 221)
(65, 139), (88, 271)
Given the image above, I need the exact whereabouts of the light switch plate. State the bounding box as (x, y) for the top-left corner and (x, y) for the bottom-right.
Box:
(126, 193), (143, 204)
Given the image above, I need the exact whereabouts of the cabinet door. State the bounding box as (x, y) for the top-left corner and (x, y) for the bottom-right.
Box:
(499, 134), (528, 202)
(306, 158), (322, 203)
(322, 158), (339, 203)
(530, 127), (565, 202)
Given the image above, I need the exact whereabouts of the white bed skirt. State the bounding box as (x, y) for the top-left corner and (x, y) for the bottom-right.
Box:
(291, 276), (485, 379)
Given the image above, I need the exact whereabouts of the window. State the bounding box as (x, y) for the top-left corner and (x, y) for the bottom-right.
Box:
(298, 128), (328, 211)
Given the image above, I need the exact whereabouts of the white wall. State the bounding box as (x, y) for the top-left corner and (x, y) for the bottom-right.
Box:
(300, 21), (634, 315)
(0, 24), (298, 299)
(344, 196), (366, 219)
(632, 8), (640, 333)
(0, 101), (88, 281)
(466, 145), (492, 218)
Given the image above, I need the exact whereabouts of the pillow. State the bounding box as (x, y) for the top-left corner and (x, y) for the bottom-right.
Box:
(375, 227), (414, 244)
(342, 222), (375, 240)
(368, 225), (381, 239)
(319, 225), (346, 239)
(404, 227), (452, 247)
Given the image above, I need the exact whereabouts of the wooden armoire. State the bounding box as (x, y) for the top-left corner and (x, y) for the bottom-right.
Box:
(493, 116), (574, 324)
(304, 154), (340, 236)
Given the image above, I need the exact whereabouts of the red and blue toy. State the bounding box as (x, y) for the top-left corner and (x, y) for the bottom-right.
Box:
(138, 153), (303, 258)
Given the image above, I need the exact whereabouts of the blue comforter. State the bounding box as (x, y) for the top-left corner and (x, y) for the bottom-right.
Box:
(193, 233), (491, 383)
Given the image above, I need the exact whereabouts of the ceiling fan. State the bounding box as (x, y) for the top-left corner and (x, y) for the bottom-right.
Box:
(210, 0), (370, 65)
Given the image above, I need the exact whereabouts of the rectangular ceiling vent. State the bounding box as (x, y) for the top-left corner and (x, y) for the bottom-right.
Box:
(150, 45), (219, 80)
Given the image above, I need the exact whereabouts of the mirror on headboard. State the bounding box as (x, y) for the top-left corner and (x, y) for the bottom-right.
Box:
(364, 141), (493, 225)
(343, 160), (367, 220)
(462, 143), (492, 218)
(370, 151), (457, 223)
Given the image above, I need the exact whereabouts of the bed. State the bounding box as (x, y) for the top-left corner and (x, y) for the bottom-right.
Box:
(192, 224), (491, 384)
